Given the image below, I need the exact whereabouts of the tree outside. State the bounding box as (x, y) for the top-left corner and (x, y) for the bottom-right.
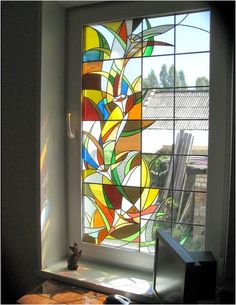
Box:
(143, 64), (209, 89)
(195, 76), (209, 88)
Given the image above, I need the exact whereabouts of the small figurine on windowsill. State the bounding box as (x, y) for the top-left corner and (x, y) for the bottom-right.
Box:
(67, 243), (82, 270)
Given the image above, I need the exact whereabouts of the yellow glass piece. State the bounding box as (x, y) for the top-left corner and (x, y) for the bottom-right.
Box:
(93, 71), (110, 79)
(114, 59), (124, 72)
(106, 83), (114, 99)
(103, 21), (123, 33)
(90, 184), (107, 206)
(141, 158), (150, 187)
(82, 169), (97, 179)
(115, 217), (133, 229)
(141, 188), (159, 210)
(132, 76), (141, 93)
(108, 106), (123, 120)
(101, 120), (119, 139)
(84, 26), (99, 51)
(105, 127), (119, 142)
(110, 162), (122, 170)
(106, 87), (114, 102)
(83, 89), (103, 104)
(102, 176), (113, 184)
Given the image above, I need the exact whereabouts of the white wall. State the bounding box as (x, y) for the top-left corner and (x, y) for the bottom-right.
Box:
(40, 1), (67, 268)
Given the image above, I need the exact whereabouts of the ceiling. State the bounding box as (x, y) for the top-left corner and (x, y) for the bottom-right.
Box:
(57, 1), (108, 8)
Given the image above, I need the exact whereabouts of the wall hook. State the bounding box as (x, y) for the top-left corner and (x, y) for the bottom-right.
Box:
(66, 113), (77, 140)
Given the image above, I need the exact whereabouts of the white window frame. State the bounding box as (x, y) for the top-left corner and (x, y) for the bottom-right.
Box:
(40, 1), (233, 277)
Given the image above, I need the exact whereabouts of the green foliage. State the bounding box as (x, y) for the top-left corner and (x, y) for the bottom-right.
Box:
(159, 64), (169, 87)
(178, 70), (187, 87)
(144, 64), (188, 88)
(143, 68), (159, 88)
(195, 76), (209, 88)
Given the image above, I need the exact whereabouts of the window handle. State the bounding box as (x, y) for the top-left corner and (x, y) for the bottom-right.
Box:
(66, 113), (77, 141)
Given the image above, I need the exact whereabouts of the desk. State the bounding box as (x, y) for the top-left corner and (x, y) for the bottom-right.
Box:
(17, 280), (108, 304)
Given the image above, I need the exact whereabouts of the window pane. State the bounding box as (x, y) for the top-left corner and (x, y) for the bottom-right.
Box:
(142, 154), (172, 188)
(175, 90), (209, 119)
(174, 125), (208, 155)
(173, 155), (208, 192)
(142, 121), (173, 154)
(175, 53), (209, 87)
(142, 89), (174, 120)
(143, 56), (174, 88)
(172, 190), (206, 225)
(140, 220), (171, 254)
(171, 223), (205, 251)
(143, 16), (175, 56)
(176, 11), (210, 53)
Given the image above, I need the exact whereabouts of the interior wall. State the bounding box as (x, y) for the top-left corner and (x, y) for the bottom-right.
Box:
(1, 2), (43, 303)
(40, 1), (67, 269)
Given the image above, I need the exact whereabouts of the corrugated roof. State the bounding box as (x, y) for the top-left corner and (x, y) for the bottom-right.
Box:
(142, 89), (209, 130)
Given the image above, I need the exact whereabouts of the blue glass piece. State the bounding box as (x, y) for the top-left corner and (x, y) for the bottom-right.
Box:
(82, 145), (99, 169)
(98, 98), (109, 120)
(83, 50), (100, 62)
(121, 80), (128, 95)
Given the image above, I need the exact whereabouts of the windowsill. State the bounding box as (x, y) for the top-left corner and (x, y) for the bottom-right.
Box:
(38, 258), (159, 303)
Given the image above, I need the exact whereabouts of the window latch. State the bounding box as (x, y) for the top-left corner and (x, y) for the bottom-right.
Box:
(66, 113), (77, 141)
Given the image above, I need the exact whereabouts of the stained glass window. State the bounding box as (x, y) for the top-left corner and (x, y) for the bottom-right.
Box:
(82, 11), (210, 254)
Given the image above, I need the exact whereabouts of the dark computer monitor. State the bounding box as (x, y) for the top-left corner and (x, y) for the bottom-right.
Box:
(153, 230), (217, 304)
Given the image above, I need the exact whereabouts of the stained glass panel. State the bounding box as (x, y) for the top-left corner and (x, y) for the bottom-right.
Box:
(82, 10), (210, 252)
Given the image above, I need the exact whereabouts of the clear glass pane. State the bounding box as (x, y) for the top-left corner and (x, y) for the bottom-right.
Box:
(172, 155), (208, 191)
(175, 89), (209, 119)
(171, 223), (205, 251)
(176, 11), (210, 53)
(175, 53), (210, 87)
(140, 220), (171, 254)
(174, 125), (208, 155)
(143, 15), (175, 56)
(142, 154), (172, 188)
(172, 190), (206, 225)
(176, 11), (210, 32)
(143, 56), (174, 88)
(142, 121), (173, 154)
(142, 89), (174, 119)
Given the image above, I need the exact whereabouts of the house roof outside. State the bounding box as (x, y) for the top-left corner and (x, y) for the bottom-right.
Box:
(142, 89), (209, 130)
